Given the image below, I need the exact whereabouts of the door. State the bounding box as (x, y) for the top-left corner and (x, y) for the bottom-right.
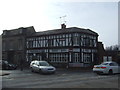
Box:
(7, 51), (14, 63)
(109, 62), (119, 73)
(32, 61), (38, 72)
(35, 61), (40, 72)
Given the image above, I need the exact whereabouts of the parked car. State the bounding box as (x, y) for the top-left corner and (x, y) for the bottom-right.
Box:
(93, 61), (120, 75)
(30, 60), (56, 74)
(0, 60), (17, 70)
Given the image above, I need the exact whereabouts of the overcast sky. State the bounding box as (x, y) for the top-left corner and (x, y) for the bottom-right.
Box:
(0, 0), (119, 48)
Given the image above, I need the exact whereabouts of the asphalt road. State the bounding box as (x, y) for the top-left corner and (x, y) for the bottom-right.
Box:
(1, 68), (120, 89)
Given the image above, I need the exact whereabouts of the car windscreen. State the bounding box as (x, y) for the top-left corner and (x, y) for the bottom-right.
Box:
(101, 63), (109, 65)
(39, 62), (50, 66)
(3, 61), (8, 64)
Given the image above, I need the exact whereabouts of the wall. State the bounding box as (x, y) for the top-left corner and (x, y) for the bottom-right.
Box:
(97, 42), (105, 64)
(0, 35), (2, 60)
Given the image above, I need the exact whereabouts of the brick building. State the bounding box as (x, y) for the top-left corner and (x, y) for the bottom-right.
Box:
(2, 26), (35, 66)
(97, 42), (120, 64)
(104, 50), (120, 64)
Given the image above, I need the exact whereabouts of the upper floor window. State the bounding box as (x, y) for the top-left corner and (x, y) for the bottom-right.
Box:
(2, 40), (5, 51)
(73, 36), (80, 46)
(81, 34), (97, 47)
(18, 39), (23, 50)
(9, 40), (14, 50)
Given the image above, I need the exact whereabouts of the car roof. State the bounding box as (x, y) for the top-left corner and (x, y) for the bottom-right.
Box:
(102, 61), (116, 63)
(31, 60), (47, 62)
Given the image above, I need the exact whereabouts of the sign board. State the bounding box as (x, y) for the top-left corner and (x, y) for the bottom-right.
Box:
(69, 63), (84, 67)
(69, 48), (73, 52)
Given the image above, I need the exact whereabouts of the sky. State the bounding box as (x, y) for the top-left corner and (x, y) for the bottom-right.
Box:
(0, 0), (119, 48)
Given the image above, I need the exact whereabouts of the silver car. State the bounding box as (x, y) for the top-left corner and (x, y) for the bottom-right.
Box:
(30, 60), (56, 74)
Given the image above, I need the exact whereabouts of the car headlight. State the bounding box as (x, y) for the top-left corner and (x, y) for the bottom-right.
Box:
(9, 64), (12, 67)
(53, 68), (56, 71)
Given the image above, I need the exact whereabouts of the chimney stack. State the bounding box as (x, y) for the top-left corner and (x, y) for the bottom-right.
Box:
(61, 23), (66, 29)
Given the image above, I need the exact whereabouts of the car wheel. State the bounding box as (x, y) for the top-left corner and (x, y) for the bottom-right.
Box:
(52, 71), (55, 74)
(96, 72), (102, 75)
(39, 69), (42, 74)
(96, 72), (100, 75)
(109, 69), (113, 75)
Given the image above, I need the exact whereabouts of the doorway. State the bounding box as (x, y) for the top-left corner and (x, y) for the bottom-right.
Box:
(7, 51), (15, 63)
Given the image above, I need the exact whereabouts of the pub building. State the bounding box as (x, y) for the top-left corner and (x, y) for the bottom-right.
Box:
(26, 24), (98, 68)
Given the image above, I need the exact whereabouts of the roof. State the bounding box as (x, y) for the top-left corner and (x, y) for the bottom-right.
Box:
(2, 26), (35, 36)
(33, 27), (98, 36)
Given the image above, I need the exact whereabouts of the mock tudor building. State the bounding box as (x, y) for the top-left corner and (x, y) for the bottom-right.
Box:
(2, 25), (119, 68)
(2, 26), (35, 66)
(26, 24), (99, 68)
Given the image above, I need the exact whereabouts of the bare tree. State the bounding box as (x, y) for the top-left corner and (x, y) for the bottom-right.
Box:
(105, 44), (120, 51)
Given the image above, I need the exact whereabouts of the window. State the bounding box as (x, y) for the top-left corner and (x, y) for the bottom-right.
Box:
(101, 62), (109, 65)
(103, 56), (107, 62)
(45, 39), (48, 47)
(33, 40), (36, 48)
(109, 62), (118, 66)
(103, 56), (112, 62)
(83, 53), (91, 63)
(81, 35), (97, 47)
(35, 40), (38, 47)
(49, 39), (54, 47)
(43, 40), (45, 47)
(109, 63), (114, 66)
(81, 36), (83, 46)
(68, 35), (72, 46)
(93, 39), (96, 47)
(31, 62), (35, 65)
(108, 56), (112, 61)
(66, 38), (69, 46)
(2, 41), (5, 51)
(9, 40), (13, 50)
(73, 53), (80, 63)
(73, 36), (79, 46)
(49, 53), (68, 63)
(37, 40), (41, 47)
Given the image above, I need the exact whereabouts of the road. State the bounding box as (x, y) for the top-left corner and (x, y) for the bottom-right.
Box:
(1, 68), (120, 89)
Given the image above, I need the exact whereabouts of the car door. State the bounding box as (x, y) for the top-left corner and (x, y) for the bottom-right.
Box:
(31, 61), (36, 71)
(35, 61), (40, 72)
(32, 61), (37, 72)
(119, 65), (120, 73)
(113, 62), (119, 73)
(109, 62), (119, 73)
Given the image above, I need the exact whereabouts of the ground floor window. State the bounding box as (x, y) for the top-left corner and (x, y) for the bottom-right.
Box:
(36, 54), (42, 61)
(103, 56), (112, 62)
(27, 53), (44, 62)
(49, 53), (68, 63)
(83, 53), (91, 63)
(73, 53), (80, 63)
(26, 48), (97, 67)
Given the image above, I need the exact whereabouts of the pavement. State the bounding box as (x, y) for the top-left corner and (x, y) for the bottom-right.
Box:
(0, 70), (11, 76)
(0, 67), (93, 76)
(2, 68), (119, 88)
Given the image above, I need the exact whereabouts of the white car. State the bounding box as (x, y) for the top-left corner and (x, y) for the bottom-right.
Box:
(30, 60), (56, 74)
(93, 61), (120, 74)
